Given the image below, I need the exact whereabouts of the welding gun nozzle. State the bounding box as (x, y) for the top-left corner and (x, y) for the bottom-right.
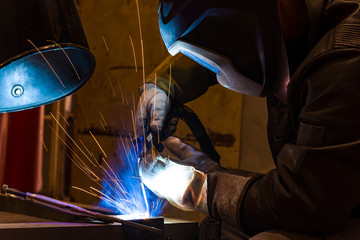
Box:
(1, 184), (26, 198)
(1, 184), (8, 194)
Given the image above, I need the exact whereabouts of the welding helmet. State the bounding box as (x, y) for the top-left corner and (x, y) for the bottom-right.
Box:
(159, 0), (288, 97)
(0, 0), (95, 113)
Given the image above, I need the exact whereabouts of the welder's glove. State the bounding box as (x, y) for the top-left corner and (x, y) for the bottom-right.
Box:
(136, 83), (173, 141)
(139, 136), (220, 215)
(135, 83), (178, 143)
(164, 136), (220, 173)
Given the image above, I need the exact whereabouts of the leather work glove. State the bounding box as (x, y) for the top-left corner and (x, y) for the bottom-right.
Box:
(136, 83), (170, 139)
(139, 136), (220, 215)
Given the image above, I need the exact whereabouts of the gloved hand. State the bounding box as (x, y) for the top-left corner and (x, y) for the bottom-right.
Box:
(135, 83), (171, 141)
(139, 136), (220, 215)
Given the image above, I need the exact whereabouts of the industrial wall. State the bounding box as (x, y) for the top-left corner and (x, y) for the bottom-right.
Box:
(41, 0), (274, 223)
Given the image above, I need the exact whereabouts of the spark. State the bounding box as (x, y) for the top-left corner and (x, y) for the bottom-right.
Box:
(27, 39), (65, 88)
(117, 77), (126, 104)
(100, 167), (130, 199)
(119, 134), (134, 172)
(71, 155), (100, 181)
(132, 94), (137, 117)
(49, 112), (98, 167)
(129, 35), (138, 72)
(47, 123), (99, 179)
(98, 111), (108, 127)
(42, 137), (48, 152)
(57, 111), (70, 126)
(72, 186), (99, 198)
(154, 73), (160, 144)
(107, 73), (116, 97)
(90, 187), (123, 204)
(153, 73), (157, 120)
(46, 40), (81, 80)
(57, 88), (67, 98)
(99, 120), (106, 131)
(116, 138), (126, 168)
(119, 114), (126, 132)
(131, 110), (137, 144)
(135, 0), (146, 84)
(78, 139), (94, 161)
(141, 40), (145, 84)
(167, 64), (172, 104)
(101, 35), (109, 53)
(89, 131), (108, 158)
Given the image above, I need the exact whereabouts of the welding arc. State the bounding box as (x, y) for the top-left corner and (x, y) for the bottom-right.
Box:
(1, 184), (162, 235)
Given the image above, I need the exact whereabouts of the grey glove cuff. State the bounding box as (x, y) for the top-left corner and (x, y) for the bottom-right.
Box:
(207, 170), (263, 230)
(138, 83), (162, 95)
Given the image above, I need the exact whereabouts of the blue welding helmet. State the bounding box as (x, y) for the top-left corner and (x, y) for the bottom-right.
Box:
(159, 0), (288, 97)
(0, 0), (95, 113)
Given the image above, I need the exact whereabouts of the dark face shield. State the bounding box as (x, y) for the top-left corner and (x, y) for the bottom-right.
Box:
(159, 0), (289, 97)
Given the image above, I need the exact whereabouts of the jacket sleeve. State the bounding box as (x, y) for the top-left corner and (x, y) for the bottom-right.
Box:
(208, 49), (360, 235)
(145, 53), (218, 104)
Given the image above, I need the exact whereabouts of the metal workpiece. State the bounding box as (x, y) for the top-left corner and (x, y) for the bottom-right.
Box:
(0, 216), (198, 240)
(0, 189), (199, 240)
(0, 0), (95, 113)
(1, 185), (162, 235)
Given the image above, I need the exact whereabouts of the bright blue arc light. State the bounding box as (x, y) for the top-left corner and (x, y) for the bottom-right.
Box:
(99, 140), (165, 218)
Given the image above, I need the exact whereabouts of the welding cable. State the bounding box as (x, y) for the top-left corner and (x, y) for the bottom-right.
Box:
(1, 184), (162, 235)
(164, 105), (220, 163)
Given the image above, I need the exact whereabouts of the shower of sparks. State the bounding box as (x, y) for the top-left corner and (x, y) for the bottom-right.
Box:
(27, 39), (65, 88)
(44, 1), (167, 219)
(48, 108), (166, 218)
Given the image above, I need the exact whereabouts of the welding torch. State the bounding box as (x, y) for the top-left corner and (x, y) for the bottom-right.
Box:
(135, 105), (220, 162)
(1, 184), (162, 235)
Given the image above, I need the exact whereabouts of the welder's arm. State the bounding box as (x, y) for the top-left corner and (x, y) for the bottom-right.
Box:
(211, 49), (360, 236)
(145, 53), (218, 104)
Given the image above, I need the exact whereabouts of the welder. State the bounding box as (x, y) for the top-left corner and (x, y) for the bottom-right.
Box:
(136, 0), (360, 239)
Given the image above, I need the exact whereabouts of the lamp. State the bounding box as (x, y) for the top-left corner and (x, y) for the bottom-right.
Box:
(0, 0), (95, 113)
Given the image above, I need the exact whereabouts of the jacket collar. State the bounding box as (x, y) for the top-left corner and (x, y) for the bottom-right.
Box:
(305, 0), (326, 47)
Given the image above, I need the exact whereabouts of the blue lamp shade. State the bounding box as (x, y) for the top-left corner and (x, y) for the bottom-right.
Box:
(0, 45), (94, 112)
(0, 0), (95, 112)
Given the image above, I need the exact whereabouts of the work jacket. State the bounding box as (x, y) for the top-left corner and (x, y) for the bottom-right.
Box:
(146, 0), (360, 237)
